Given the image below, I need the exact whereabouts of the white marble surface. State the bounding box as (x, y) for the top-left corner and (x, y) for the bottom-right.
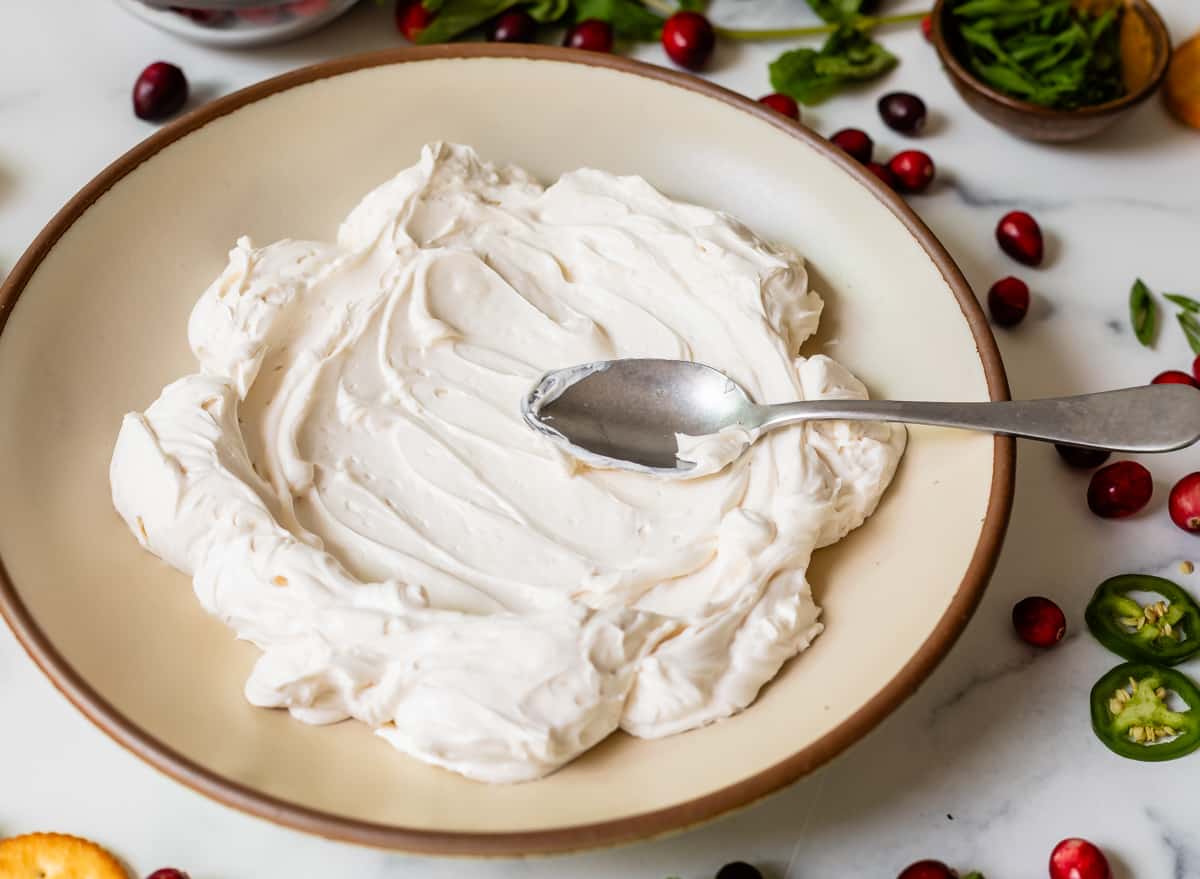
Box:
(3, 2), (1200, 877)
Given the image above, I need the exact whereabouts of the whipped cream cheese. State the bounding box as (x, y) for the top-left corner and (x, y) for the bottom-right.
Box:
(110, 143), (905, 783)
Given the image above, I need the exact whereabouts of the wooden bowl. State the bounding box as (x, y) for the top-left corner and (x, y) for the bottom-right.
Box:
(932, 0), (1172, 142)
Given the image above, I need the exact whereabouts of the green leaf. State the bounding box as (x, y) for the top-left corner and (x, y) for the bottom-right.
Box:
(817, 25), (896, 76)
(571, 0), (664, 40)
(1181, 311), (1200, 355)
(1129, 278), (1157, 348)
(961, 874), (986, 879)
(770, 49), (840, 104)
(677, 0), (707, 10)
(770, 25), (896, 105)
(805, 0), (862, 24)
(415, 0), (519, 42)
(525, 0), (569, 20)
(1165, 293), (1200, 313)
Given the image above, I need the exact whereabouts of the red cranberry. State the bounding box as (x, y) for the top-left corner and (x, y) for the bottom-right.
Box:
(1169, 472), (1200, 534)
(996, 210), (1044, 266)
(1012, 596), (1066, 647)
(897, 861), (956, 879)
(888, 150), (935, 193)
(879, 91), (927, 134)
(758, 93), (799, 119)
(987, 276), (1030, 327)
(236, 5), (285, 24)
(489, 9), (536, 41)
(1194, 354), (1200, 383)
(1049, 838), (1111, 879)
(715, 863), (762, 879)
(170, 7), (231, 25)
(564, 19), (613, 52)
(395, 0), (434, 40)
(866, 161), (897, 189)
(662, 11), (715, 70)
(133, 62), (188, 122)
(830, 128), (873, 163)
(147, 870), (191, 879)
(921, 13), (933, 40)
(1055, 445), (1111, 469)
(1152, 369), (1200, 387)
(1088, 461), (1153, 518)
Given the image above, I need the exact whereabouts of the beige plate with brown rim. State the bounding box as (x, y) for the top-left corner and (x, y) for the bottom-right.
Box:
(0, 46), (1013, 856)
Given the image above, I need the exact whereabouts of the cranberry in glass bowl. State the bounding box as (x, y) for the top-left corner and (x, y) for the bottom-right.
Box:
(116, 0), (361, 48)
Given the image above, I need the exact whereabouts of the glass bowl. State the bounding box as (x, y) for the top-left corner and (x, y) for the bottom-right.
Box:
(115, 0), (362, 48)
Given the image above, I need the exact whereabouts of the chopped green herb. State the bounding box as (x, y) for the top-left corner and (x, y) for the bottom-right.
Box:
(948, 0), (1125, 109)
(1129, 278), (1157, 348)
(1165, 293), (1200, 313)
(1180, 311), (1200, 355)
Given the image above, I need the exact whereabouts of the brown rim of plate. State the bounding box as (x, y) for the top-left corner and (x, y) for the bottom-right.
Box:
(931, 0), (1171, 119)
(0, 44), (1015, 856)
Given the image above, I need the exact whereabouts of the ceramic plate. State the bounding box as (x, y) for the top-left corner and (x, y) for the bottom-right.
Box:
(0, 46), (1013, 855)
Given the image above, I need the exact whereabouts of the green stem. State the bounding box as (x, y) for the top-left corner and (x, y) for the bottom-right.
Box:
(714, 9), (929, 41)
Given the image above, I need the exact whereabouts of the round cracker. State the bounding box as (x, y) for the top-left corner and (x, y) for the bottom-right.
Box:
(0, 833), (128, 879)
(1165, 33), (1200, 130)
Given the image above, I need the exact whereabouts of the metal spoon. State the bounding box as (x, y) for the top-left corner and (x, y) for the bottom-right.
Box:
(522, 358), (1200, 477)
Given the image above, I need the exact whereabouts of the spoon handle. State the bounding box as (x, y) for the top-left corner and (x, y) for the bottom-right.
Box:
(756, 384), (1200, 452)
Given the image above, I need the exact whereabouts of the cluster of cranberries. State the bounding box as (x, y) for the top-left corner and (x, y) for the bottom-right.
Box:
(1057, 438), (1199, 534)
(397, 0), (720, 70)
(981, 210), (1043, 327)
(716, 838), (1112, 879)
(824, 92), (935, 194)
(897, 837), (1111, 879)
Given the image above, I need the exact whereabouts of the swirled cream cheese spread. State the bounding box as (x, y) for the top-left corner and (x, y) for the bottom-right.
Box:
(110, 143), (905, 783)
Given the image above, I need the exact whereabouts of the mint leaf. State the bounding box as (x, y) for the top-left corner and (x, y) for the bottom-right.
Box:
(677, 0), (707, 10)
(816, 25), (896, 76)
(805, 0), (862, 24)
(770, 26), (896, 105)
(416, 0), (519, 42)
(1129, 278), (1157, 348)
(770, 48), (839, 104)
(571, 0), (664, 40)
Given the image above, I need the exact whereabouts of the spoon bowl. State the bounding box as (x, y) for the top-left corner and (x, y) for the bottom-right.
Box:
(523, 360), (755, 473)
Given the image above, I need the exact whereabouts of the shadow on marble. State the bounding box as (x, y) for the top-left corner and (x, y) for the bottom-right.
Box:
(0, 162), (13, 207)
(1039, 228), (1062, 271)
(1064, 99), (1178, 157)
(707, 35), (751, 77)
(187, 82), (225, 112)
(918, 108), (949, 139)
